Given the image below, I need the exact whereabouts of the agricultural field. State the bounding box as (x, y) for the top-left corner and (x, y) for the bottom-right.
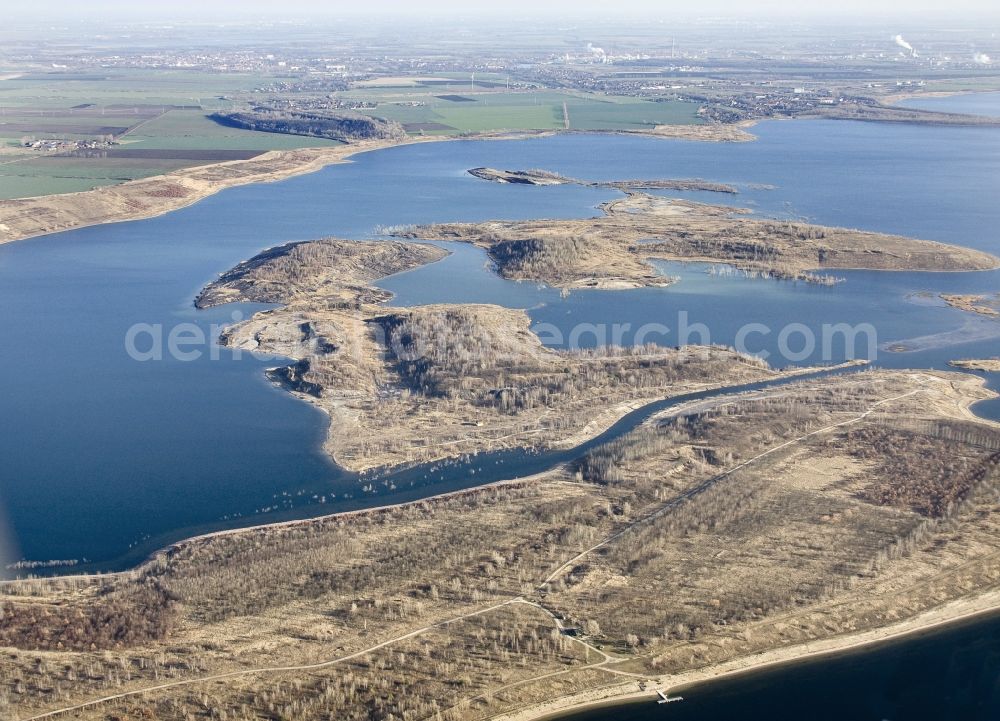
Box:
(346, 86), (702, 134)
(0, 68), (702, 199)
(0, 70), (339, 199)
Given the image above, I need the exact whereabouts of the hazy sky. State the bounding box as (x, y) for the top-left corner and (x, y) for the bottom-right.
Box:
(11, 0), (1000, 20)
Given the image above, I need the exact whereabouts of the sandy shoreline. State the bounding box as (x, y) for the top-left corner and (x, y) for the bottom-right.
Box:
(1, 472), (547, 584)
(0, 136), (444, 246)
(0, 124), (752, 247)
(496, 589), (1000, 721)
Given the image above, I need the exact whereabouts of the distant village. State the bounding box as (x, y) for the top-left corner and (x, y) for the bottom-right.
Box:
(21, 136), (117, 152)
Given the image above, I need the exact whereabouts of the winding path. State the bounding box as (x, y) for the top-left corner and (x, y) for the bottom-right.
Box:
(19, 377), (926, 721)
(539, 384), (925, 588)
(20, 599), (523, 721)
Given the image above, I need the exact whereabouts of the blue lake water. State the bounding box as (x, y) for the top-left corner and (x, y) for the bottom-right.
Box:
(900, 90), (1000, 118)
(1, 94), (999, 570)
(550, 610), (1000, 721)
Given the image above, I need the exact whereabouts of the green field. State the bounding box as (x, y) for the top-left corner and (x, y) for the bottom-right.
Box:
(0, 173), (123, 198)
(0, 152), (190, 199)
(359, 89), (701, 134)
(0, 70), (338, 199)
(0, 70), (701, 199)
(118, 111), (339, 151)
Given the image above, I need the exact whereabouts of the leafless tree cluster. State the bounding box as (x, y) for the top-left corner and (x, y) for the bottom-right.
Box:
(546, 380), (986, 643)
(0, 580), (176, 651)
(845, 425), (1000, 517)
(577, 390), (857, 489)
(486, 235), (589, 282)
(377, 306), (765, 414)
(85, 605), (584, 721)
(154, 484), (578, 624)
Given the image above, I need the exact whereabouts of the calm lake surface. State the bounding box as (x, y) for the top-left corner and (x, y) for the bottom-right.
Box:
(1, 93), (999, 570)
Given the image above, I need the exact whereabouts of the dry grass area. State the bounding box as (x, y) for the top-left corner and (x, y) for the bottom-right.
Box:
(397, 192), (998, 288)
(1, 370), (998, 721)
(200, 236), (776, 471)
(640, 123), (758, 142)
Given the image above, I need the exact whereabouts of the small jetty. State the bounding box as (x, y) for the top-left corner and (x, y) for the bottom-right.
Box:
(656, 689), (684, 704)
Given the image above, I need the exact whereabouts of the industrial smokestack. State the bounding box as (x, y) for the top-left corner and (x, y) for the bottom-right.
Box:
(893, 34), (918, 57)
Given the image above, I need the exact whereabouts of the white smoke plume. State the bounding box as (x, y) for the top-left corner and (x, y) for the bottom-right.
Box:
(587, 42), (606, 57)
(894, 34), (918, 57)
(974, 52), (992, 65)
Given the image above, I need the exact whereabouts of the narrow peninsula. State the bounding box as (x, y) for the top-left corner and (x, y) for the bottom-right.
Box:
(468, 167), (740, 193)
